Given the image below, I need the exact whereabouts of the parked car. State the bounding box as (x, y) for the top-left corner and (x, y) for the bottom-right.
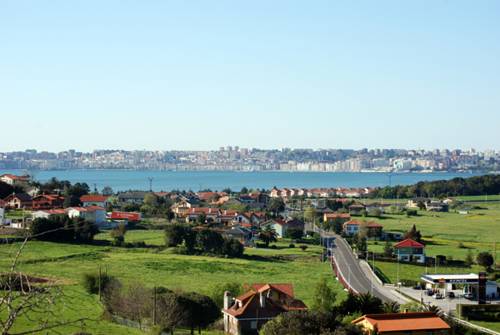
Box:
(463, 292), (473, 299)
(446, 292), (455, 298)
(426, 289), (434, 296)
(433, 293), (444, 299)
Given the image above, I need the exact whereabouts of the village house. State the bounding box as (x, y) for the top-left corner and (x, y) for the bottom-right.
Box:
(222, 283), (307, 335)
(117, 191), (147, 204)
(185, 207), (221, 223)
(342, 220), (383, 238)
(3, 193), (33, 209)
(323, 212), (351, 224)
(406, 197), (430, 209)
(394, 238), (426, 263)
(425, 200), (448, 212)
(263, 218), (305, 238)
(32, 194), (64, 210)
(222, 226), (253, 245)
(66, 206), (106, 225)
(31, 209), (66, 220)
(80, 194), (109, 208)
(352, 312), (451, 334)
(348, 203), (366, 215)
(0, 174), (30, 186)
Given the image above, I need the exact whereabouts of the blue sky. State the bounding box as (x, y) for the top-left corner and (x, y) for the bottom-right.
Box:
(1, 0), (499, 152)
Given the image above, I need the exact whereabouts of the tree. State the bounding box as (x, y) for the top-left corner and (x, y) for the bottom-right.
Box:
(382, 301), (400, 313)
(304, 207), (317, 224)
(102, 186), (114, 196)
(197, 213), (207, 225)
(312, 276), (337, 314)
(144, 193), (159, 207)
(181, 292), (220, 335)
(465, 249), (474, 267)
(156, 291), (190, 334)
(260, 311), (329, 335)
(1, 236), (89, 334)
(240, 187), (248, 194)
(209, 282), (243, 308)
(196, 229), (224, 254)
(404, 224), (422, 243)
(0, 181), (15, 199)
(222, 238), (244, 257)
(110, 223), (127, 246)
(355, 235), (367, 256)
(165, 224), (187, 247)
(339, 292), (383, 315)
(285, 227), (304, 240)
(476, 252), (494, 271)
(383, 241), (393, 257)
(259, 226), (278, 247)
(268, 198), (285, 216)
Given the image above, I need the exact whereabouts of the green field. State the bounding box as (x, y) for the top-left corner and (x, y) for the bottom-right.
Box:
(364, 200), (500, 285)
(0, 231), (344, 334)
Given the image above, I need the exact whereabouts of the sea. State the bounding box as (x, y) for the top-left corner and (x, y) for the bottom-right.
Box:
(0, 169), (483, 192)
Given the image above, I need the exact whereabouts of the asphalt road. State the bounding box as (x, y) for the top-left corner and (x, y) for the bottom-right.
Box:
(328, 233), (405, 303)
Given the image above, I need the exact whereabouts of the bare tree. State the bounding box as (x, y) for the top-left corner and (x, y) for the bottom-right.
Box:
(1, 232), (90, 334)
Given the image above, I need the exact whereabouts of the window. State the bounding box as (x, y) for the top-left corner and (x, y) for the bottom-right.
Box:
(250, 321), (257, 329)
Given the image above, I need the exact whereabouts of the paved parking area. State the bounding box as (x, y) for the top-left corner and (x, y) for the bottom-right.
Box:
(398, 287), (500, 314)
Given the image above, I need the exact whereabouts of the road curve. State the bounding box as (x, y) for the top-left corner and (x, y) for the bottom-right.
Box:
(327, 233), (407, 304)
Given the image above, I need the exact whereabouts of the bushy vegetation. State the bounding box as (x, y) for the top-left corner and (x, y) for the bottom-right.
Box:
(371, 174), (500, 198)
(165, 224), (244, 257)
(31, 216), (99, 243)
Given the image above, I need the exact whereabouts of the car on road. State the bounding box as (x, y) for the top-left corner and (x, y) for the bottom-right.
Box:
(426, 289), (434, 296)
(433, 292), (444, 299)
(446, 292), (455, 299)
(463, 292), (473, 299)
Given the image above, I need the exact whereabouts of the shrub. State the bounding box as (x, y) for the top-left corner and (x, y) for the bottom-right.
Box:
(299, 245), (308, 251)
(289, 243), (295, 248)
(82, 272), (116, 295)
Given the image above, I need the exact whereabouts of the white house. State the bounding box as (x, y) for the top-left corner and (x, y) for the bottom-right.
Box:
(32, 209), (66, 220)
(0, 207), (5, 225)
(394, 239), (426, 263)
(263, 218), (305, 238)
(0, 174), (30, 186)
(67, 206), (106, 225)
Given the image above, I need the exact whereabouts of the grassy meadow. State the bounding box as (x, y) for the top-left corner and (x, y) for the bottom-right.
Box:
(0, 231), (344, 334)
(365, 199), (500, 284)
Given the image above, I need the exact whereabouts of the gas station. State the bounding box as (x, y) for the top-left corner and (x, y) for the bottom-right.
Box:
(420, 273), (499, 303)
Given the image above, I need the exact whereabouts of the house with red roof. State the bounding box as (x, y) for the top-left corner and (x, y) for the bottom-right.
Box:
(263, 218), (305, 238)
(222, 283), (307, 335)
(185, 207), (221, 224)
(394, 239), (426, 263)
(352, 312), (450, 334)
(32, 194), (64, 210)
(80, 194), (109, 208)
(343, 220), (383, 238)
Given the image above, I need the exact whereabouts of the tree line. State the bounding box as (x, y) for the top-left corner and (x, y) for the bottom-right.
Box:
(165, 224), (244, 257)
(371, 174), (500, 199)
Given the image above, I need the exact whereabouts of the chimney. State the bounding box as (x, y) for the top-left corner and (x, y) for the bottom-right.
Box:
(223, 291), (232, 310)
(259, 292), (266, 308)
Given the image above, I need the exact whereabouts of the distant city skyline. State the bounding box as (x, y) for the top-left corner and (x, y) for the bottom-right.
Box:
(1, 1), (499, 151)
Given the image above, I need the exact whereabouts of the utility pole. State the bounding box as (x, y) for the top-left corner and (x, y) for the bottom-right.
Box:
(148, 177), (153, 192)
(98, 265), (102, 302)
(152, 286), (157, 325)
